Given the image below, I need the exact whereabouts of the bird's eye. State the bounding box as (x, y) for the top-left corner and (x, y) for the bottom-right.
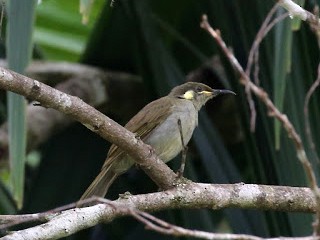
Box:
(196, 86), (202, 92)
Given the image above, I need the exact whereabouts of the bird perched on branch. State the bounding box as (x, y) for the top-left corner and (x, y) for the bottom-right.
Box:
(80, 82), (235, 200)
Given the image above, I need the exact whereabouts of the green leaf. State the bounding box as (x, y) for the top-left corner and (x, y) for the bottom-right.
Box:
(35, 0), (103, 61)
(0, 170), (16, 214)
(273, 14), (293, 150)
(6, 0), (37, 209)
(34, 26), (85, 56)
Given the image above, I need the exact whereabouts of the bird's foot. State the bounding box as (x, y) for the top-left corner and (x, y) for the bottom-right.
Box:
(173, 176), (192, 186)
(176, 168), (184, 178)
(119, 191), (132, 199)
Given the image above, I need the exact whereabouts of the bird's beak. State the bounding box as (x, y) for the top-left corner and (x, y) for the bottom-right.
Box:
(212, 89), (236, 97)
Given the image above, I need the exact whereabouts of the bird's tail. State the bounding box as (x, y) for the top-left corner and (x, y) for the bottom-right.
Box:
(79, 165), (119, 201)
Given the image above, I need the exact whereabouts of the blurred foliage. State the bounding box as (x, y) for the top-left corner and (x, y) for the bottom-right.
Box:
(35, 0), (104, 61)
(0, 0), (320, 239)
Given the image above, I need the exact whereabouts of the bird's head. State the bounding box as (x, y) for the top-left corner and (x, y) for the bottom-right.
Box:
(169, 82), (235, 111)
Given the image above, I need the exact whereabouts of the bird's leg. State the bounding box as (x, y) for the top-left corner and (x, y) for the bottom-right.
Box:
(177, 118), (188, 178)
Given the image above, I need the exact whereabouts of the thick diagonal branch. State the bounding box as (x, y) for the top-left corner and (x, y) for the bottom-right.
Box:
(0, 67), (177, 192)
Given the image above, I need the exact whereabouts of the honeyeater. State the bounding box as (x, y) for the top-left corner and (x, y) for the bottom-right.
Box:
(80, 82), (235, 200)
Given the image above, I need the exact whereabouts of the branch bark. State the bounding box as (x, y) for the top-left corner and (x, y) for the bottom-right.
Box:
(278, 0), (319, 24)
(0, 183), (316, 240)
(0, 61), (145, 161)
(0, 66), (177, 192)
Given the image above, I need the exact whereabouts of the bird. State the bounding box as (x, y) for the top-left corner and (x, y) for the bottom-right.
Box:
(80, 82), (235, 200)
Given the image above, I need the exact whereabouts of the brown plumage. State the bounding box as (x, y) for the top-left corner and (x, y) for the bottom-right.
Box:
(80, 97), (175, 200)
(80, 82), (234, 200)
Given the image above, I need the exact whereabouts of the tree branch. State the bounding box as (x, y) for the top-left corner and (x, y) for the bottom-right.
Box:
(0, 183), (316, 239)
(135, 210), (318, 240)
(0, 66), (177, 192)
(200, 13), (320, 235)
(0, 61), (145, 161)
(277, 0), (319, 24)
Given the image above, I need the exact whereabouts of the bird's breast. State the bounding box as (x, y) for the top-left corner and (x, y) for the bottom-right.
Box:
(145, 100), (198, 163)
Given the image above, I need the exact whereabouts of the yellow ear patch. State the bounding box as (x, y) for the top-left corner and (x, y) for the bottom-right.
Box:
(183, 90), (194, 100)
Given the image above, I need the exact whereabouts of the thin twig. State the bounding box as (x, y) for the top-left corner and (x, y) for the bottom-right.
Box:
(279, 1), (320, 235)
(245, 83), (257, 132)
(134, 210), (318, 240)
(252, 12), (289, 84)
(246, 2), (280, 78)
(0, 213), (51, 230)
(304, 63), (320, 165)
(200, 13), (320, 234)
(309, 6), (320, 47)
(0, 202), (81, 230)
(244, 3), (288, 131)
(0, 197), (118, 230)
(243, 3), (280, 132)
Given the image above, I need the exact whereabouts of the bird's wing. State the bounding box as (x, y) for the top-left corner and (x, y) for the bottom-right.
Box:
(102, 96), (174, 169)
